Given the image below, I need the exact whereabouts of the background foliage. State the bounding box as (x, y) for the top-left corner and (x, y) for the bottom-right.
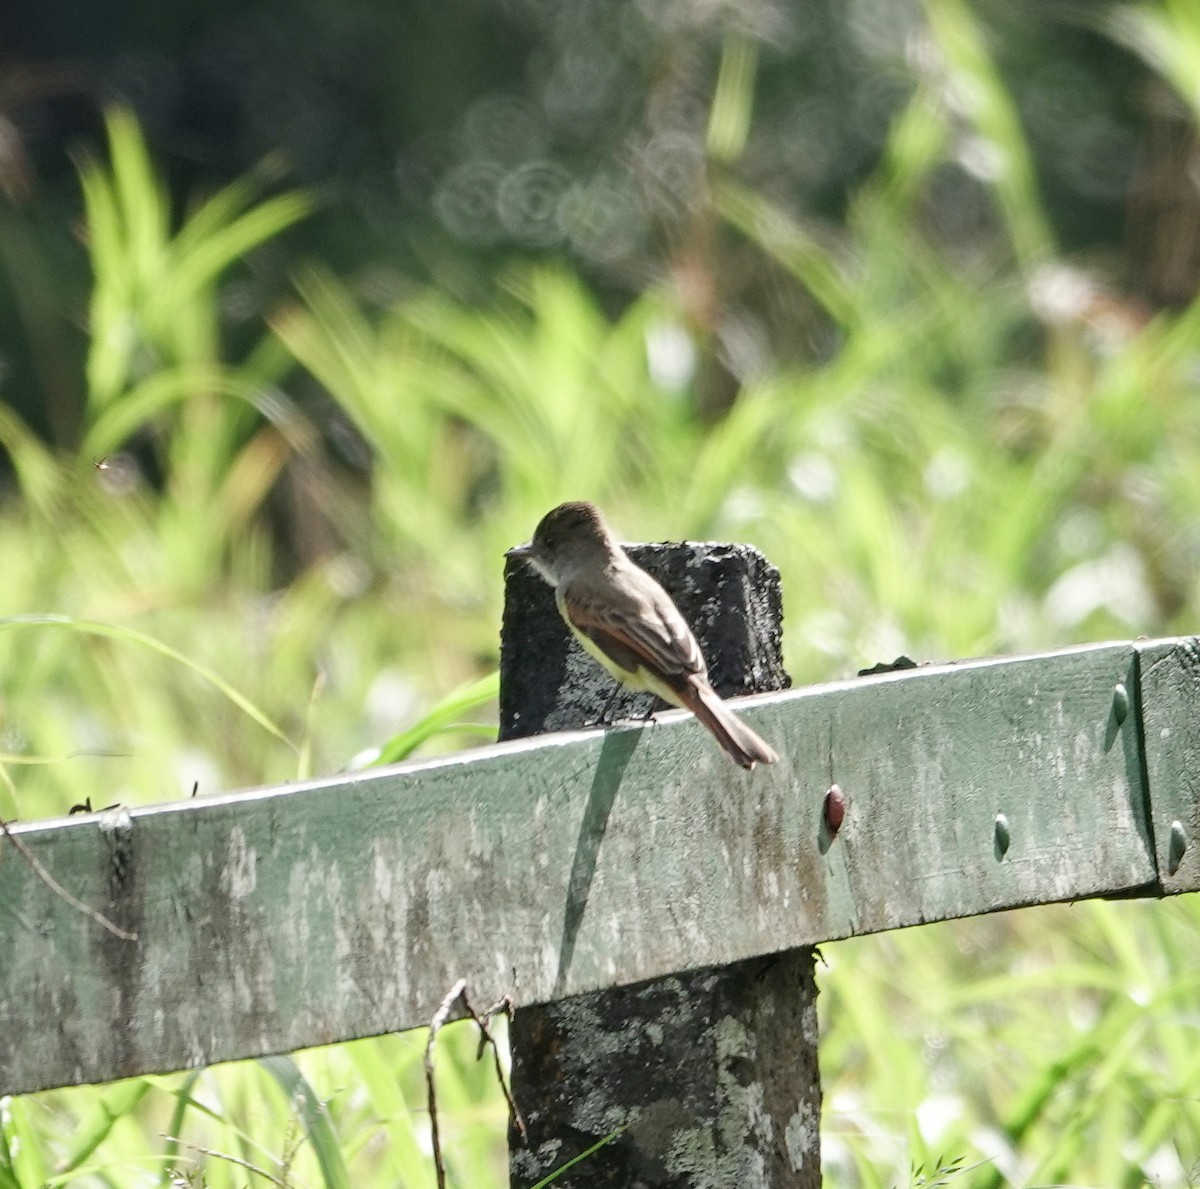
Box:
(3, 0), (1200, 1185)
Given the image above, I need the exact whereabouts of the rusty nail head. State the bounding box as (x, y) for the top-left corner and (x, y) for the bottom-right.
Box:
(823, 785), (845, 837)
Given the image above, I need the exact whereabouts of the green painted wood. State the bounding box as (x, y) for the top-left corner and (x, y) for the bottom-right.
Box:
(1135, 637), (1200, 893)
(0, 641), (1160, 1096)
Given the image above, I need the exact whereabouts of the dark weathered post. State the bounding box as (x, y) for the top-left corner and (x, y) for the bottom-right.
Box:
(500, 539), (821, 1187)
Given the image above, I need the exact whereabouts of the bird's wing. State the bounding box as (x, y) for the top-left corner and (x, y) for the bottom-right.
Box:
(561, 562), (706, 684)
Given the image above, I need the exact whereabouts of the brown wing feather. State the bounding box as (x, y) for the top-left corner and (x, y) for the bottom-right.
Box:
(559, 554), (779, 768)
(561, 560), (705, 688)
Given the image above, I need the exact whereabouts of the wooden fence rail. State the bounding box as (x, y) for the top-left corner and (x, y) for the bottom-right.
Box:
(2, 635), (1197, 1101)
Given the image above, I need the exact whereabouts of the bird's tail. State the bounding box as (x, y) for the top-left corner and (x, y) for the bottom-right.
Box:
(684, 680), (779, 770)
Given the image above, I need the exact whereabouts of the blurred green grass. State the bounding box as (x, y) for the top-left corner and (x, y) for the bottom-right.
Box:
(5, 1), (1200, 1184)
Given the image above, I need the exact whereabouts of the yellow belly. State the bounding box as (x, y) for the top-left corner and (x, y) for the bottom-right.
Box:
(561, 613), (684, 709)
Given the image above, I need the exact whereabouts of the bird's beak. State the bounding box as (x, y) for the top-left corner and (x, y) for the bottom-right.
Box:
(506, 543), (532, 561)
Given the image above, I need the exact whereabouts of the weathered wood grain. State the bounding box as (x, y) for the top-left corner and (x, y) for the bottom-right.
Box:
(1135, 637), (1200, 893)
(0, 640), (1168, 1096)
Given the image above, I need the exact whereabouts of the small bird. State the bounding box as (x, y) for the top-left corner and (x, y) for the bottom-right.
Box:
(509, 501), (778, 769)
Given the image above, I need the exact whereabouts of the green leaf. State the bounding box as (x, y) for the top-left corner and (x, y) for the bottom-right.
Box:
(373, 672), (500, 765)
(258, 1056), (352, 1189)
(0, 615), (295, 750)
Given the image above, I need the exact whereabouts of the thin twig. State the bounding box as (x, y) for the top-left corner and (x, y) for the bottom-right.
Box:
(464, 990), (526, 1143)
(425, 980), (528, 1184)
(0, 815), (137, 941)
(425, 978), (468, 1189)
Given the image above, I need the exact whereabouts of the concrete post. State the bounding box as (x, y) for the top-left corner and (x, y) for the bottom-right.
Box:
(499, 538), (821, 1188)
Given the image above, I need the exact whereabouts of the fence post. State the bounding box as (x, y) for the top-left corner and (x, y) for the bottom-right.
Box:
(499, 539), (821, 1188)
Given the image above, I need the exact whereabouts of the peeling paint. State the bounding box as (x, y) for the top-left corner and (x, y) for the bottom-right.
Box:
(370, 842), (393, 901)
(219, 827), (257, 899)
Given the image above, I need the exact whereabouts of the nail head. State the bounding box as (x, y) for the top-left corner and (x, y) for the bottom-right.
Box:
(823, 785), (845, 837)
(1169, 819), (1188, 876)
(994, 812), (1011, 858)
(1112, 682), (1130, 725)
